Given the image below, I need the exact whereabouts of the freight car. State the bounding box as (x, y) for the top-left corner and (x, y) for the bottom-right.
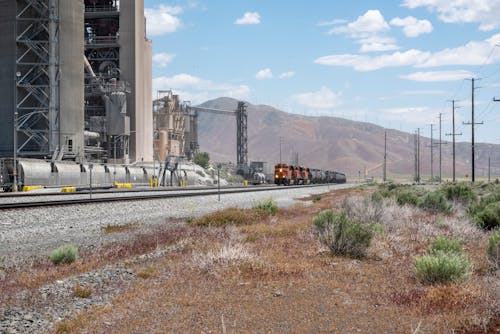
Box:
(0, 158), (168, 192)
(274, 163), (346, 185)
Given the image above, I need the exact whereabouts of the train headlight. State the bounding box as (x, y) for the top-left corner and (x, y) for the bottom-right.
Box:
(279, 169), (282, 172)
(275, 175), (278, 178)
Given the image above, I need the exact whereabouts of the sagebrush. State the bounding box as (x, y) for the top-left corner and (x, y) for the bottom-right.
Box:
(49, 244), (78, 265)
(313, 210), (374, 259)
(487, 230), (500, 269)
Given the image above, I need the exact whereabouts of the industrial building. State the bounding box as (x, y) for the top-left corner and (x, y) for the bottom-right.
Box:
(0, 0), (153, 164)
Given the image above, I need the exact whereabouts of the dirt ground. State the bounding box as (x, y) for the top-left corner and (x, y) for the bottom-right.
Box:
(4, 186), (500, 333)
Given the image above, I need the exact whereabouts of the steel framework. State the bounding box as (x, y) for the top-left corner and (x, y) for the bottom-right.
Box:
(15, 0), (60, 157)
(188, 101), (248, 175)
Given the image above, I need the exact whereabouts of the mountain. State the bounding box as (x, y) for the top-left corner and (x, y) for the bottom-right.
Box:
(197, 97), (500, 180)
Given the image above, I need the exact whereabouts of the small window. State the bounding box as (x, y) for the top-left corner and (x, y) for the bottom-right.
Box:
(68, 139), (73, 152)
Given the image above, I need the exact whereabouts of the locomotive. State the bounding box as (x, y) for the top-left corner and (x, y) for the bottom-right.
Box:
(274, 163), (346, 185)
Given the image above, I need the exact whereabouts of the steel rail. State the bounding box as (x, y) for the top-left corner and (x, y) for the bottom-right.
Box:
(0, 184), (276, 198)
(0, 184), (334, 210)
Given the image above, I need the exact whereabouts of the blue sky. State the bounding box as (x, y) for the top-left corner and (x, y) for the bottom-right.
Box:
(144, 0), (500, 144)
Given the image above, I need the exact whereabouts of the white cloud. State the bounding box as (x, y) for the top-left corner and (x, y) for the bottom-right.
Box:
(279, 71), (295, 79)
(152, 53), (176, 67)
(153, 74), (250, 104)
(400, 90), (448, 95)
(330, 10), (390, 36)
(418, 34), (500, 67)
(235, 12), (261, 25)
(145, 5), (182, 36)
(317, 19), (348, 27)
(401, 70), (474, 82)
(381, 106), (437, 124)
(328, 10), (399, 53)
(403, 0), (500, 31)
(358, 36), (400, 52)
(316, 33), (500, 71)
(255, 68), (273, 80)
(390, 16), (433, 37)
(291, 87), (342, 110)
(315, 49), (430, 71)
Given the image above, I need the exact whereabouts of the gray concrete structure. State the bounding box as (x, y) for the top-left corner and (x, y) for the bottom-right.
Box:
(0, 0), (152, 163)
(0, 0), (84, 160)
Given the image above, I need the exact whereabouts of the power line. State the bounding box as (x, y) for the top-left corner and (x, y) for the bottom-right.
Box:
(446, 100), (462, 183)
(463, 78), (484, 183)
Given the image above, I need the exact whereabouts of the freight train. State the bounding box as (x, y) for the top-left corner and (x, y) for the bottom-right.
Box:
(0, 158), (178, 192)
(274, 163), (346, 185)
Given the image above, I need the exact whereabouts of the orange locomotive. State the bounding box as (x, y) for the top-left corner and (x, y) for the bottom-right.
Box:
(274, 163), (345, 185)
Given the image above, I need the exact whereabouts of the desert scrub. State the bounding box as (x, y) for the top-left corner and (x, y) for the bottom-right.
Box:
(472, 201), (500, 230)
(442, 183), (477, 205)
(49, 244), (78, 265)
(428, 237), (463, 255)
(414, 251), (471, 285)
(487, 230), (500, 269)
(190, 207), (267, 227)
(418, 191), (451, 213)
(313, 210), (375, 259)
(252, 198), (278, 214)
(342, 196), (383, 225)
(395, 190), (419, 207)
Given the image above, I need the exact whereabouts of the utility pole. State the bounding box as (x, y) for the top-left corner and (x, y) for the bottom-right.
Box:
(417, 128), (421, 183)
(463, 78), (483, 183)
(438, 114), (442, 183)
(383, 129), (387, 182)
(488, 156), (491, 183)
(414, 131), (418, 183)
(429, 124), (435, 182)
(446, 100), (462, 182)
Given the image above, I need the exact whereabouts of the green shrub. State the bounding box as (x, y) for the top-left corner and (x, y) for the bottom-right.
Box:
(415, 251), (471, 285)
(312, 195), (322, 203)
(428, 237), (463, 255)
(253, 198), (278, 215)
(50, 244), (78, 265)
(370, 191), (384, 203)
(313, 210), (374, 259)
(487, 230), (500, 269)
(442, 183), (477, 205)
(473, 202), (500, 230)
(193, 152), (210, 168)
(396, 190), (419, 207)
(418, 191), (451, 213)
(468, 192), (500, 216)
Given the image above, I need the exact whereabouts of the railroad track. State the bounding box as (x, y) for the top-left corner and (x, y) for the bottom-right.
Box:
(0, 184), (336, 210)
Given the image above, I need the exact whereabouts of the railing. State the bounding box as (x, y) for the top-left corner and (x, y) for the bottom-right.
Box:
(85, 36), (119, 45)
(84, 5), (118, 13)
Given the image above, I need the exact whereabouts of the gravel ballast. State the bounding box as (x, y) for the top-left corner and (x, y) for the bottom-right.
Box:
(0, 184), (350, 267)
(0, 184), (351, 334)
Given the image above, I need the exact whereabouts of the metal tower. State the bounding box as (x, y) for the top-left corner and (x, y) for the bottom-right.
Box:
(236, 101), (248, 175)
(15, 0), (60, 156)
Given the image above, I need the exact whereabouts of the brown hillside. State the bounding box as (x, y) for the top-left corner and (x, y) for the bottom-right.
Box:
(198, 97), (500, 180)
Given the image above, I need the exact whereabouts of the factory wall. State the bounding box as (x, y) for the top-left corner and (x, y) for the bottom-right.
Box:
(140, 38), (154, 161)
(120, 0), (153, 162)
(59, 0), (85, 160)
(0, 2), (17, 157)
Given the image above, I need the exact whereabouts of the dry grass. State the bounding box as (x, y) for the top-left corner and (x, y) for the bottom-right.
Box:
(6, 185), (497, 334)
(72, 284), (92, 298)
(190, 207), (269, 227)
(101, 223), (137, 234)
(135, 266), (158, 279)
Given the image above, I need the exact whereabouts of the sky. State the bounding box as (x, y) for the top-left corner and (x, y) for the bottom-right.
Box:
(144, 0), (500, 144)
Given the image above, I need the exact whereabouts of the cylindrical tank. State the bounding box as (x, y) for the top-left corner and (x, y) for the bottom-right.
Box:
(158, 130), (167, 161)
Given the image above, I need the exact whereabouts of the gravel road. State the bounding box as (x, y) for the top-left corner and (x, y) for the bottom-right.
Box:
(0, 184), (351, 267)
